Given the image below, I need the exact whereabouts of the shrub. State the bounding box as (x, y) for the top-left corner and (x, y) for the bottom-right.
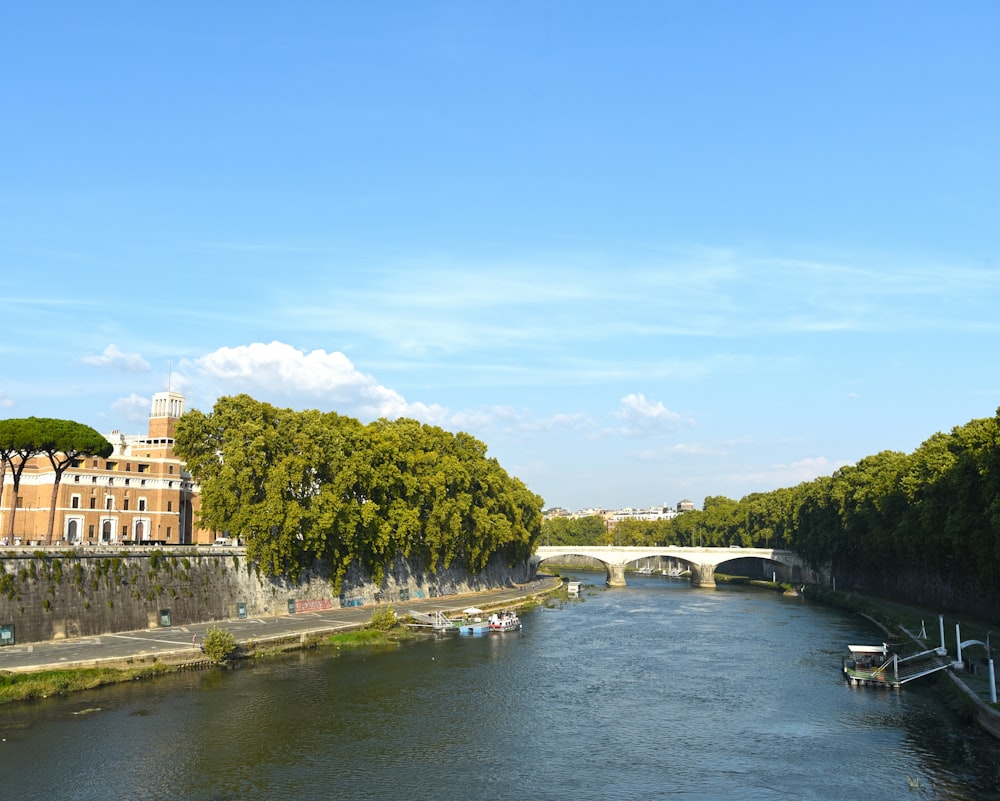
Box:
(368, 603), (397, 631)
(202, 627), (237, 664)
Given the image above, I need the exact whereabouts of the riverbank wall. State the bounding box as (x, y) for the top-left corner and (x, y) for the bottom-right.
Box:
(0, 547), (535, 645)
(831, 565), (1000, 622)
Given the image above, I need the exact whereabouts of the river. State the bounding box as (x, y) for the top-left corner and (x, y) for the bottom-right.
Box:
(2, 575), (998, 800)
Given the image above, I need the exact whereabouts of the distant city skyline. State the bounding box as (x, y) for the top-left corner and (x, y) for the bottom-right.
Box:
(3, 4), (999, 512)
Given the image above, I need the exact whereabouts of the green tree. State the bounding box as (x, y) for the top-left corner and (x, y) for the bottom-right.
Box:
(34, 419), (113, 543)
(541, 515), (608, 546)
(174, 395), (544, 590)
(201, 627), (237, 664)
(0, 417), (112, 542)
(368, 603), (397, 631)
(0, 420), (37, 541)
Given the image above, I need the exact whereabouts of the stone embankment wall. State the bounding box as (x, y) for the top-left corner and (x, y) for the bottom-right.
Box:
(0, 548), (536, 645)
(833, 565), (1000, 621)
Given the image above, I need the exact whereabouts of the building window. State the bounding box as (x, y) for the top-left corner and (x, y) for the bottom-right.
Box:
(106, 462), (116, 471)
(123, 498), (129, 511)
(102, 521), (112, 542)
(167, 501), (173, 512)
(168, 465), (175, 475)
(124, 478), (130, 486)
(73, 475), (80, 483)
(105, 496), (114, 511)
(71, 495), (80, 509)
(138, 464), (148, 473)
(121, 525), (128, 539)
(89, 497), (96, 510)
(166, 527), (172, 539)
(138, 499), (146, 512)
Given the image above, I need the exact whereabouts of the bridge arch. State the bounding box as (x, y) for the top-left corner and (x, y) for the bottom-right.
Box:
(534, 545), (811, 588)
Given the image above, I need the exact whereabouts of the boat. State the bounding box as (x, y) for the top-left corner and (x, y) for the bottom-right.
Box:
(566, 580), (582, 595)
(410, 607), (523, 635)
(842, 643), (951, 688)
(488, 610), (522, 632)
(457, 621), (491, 636)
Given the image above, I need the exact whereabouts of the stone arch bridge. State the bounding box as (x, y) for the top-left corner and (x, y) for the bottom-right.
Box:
(534, 545), (812, 588)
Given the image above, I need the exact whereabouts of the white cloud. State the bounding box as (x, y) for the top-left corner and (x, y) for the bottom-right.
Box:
(111, 393), (151, 424)
(188, 341), (447, 422)
(0, 389), (14, 409)
(81, 344), (150, 372)
(736, 456), (852, 489)
(450, 405), (592, 435)
(613, 393), (687, 436)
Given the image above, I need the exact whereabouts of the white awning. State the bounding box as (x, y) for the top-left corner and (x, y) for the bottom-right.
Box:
(847, 644), (889, 655)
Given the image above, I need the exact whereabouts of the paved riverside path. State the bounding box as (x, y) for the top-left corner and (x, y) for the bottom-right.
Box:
(0, 577), (561, 674)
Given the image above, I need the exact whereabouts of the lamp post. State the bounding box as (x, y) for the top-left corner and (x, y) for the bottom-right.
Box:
(988, 631), (996, 705)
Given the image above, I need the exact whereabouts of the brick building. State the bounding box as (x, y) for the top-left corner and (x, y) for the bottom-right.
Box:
(0, 391), (211, 546)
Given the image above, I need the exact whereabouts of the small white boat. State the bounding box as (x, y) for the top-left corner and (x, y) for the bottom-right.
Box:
(488, 610), (522, 632)
(567, 581), (582, 595)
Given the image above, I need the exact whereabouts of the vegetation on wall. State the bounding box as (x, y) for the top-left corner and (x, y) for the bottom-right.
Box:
(0, 550), (218, 621)
(174, 394), (544, 588)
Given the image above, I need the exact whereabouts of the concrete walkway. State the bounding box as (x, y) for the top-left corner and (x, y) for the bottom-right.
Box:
(0, 577), (562, 674)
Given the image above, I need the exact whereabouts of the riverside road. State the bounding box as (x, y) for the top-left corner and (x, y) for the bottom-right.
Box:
(0, 577), (560, 673)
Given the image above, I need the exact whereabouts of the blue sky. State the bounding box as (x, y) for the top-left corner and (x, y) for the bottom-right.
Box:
(2, 3), (999, 512)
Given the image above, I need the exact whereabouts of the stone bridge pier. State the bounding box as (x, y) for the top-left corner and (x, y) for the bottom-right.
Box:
(690, 563), (716, 588)
(607, 563), (627, 587)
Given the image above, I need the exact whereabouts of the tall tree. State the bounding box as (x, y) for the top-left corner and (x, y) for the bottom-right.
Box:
(0, 418), (113, 543)
(175, 395), (544, 588)
(0, 418), (44, 540)
(34, 419), (113, 544)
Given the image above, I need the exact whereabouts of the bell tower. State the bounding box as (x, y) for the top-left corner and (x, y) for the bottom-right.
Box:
(148, 390), (185, 440)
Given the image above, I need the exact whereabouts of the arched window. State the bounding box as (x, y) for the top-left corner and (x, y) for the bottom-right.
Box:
(67, 520), (78, 542)
(102, 520), (113, 542)
(136, 521), (145, 541)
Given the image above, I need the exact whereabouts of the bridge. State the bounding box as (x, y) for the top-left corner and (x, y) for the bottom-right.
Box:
(533, 545), (812, 588)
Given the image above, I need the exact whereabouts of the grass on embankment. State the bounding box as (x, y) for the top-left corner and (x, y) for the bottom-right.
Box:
(0, 629), (418, 705)
(323, 628), (421, 649)
(0, 594), (555, 706)
(0, 664), (173, 705)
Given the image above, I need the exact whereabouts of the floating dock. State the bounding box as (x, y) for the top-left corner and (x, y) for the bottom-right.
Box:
(843, 643), (952, 688)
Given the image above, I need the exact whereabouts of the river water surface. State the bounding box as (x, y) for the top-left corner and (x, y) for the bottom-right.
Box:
(2, 575), (999, 800)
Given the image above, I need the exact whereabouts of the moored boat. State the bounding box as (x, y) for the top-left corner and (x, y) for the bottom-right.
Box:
(842, 643), (951, 688)
(458, 621), (491, 636)
(488, 609), (522, 632)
